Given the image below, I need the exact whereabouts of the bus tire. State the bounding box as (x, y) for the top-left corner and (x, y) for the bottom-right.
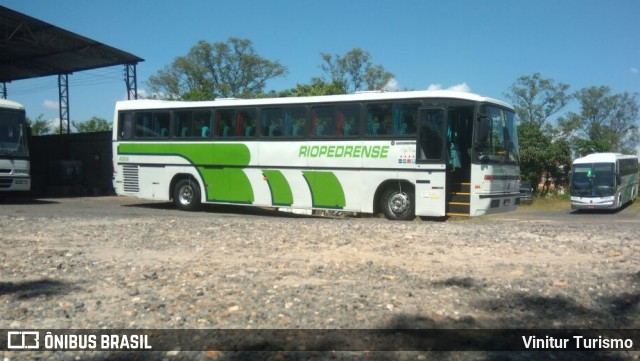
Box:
(173, 178), (201, 211)
(381, 187), (415, 221)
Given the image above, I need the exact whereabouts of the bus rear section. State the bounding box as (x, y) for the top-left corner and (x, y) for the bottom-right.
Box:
(0, 99), (30, 192)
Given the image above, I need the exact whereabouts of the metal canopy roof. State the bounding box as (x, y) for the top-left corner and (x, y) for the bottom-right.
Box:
(0, 5), (144, 83)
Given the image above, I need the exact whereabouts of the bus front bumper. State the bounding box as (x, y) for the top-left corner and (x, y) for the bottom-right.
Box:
(570, 196), (615, 210)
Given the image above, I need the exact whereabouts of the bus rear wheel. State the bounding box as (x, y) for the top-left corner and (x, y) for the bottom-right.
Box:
(173, 178), (201, 211)
(381, 187), (415, 221)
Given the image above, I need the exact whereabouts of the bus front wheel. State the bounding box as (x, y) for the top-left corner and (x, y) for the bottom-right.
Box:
(173, 178), (201, 211)
(381, 187), (415, 221)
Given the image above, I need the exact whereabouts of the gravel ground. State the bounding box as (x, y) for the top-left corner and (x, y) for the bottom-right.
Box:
(1, 196), (639, 360)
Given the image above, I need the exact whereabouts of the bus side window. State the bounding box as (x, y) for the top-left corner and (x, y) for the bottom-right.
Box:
(154, 112), (170, 138)
(174, 111), (191, 138)
(200, 119), (211, 138)
(337, 104), (360, 137)
(392, 103), (418, 136)
(262, 108), (283, 137)
(120, 112), (134, 139)
(366, 103), (392, 136)
(238, 109), (257, 138)
(195, 110), (212, 138)
(311, 106), (335, 137)
(135, 112), (152, 138)
(283, 106), (306, 137)
(216, 109), (235, 137)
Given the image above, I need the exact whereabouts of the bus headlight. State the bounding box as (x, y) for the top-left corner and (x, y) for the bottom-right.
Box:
(13, 169), (29, 175)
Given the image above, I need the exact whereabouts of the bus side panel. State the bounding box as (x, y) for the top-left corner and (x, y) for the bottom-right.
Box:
(283, 170), (313, 209)
(414, 170), (447, 217)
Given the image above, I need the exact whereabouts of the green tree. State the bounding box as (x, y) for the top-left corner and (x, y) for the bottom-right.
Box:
(26, 114), (52, 135)
(504, 73), (571, 190)
(320, 48), (394, 93)
(147, 37), (288, 100)
(72, 116), (111, 133)
(504, 73), (570, 127)
(561, 86), (639, 156)
(276, 78), (347, 97)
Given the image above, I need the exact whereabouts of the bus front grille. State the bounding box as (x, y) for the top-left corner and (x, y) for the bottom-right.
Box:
(0, 178), (12, 188)
(122, 165), (140, 193)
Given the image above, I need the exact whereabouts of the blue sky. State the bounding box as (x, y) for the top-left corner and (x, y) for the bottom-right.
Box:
(3, 0), (639, 127)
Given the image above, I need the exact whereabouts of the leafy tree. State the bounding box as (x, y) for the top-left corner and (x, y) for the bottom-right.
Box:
(72, 116), (111, 133)
(320, 48), (394, 93)
(561, 86), (639, 156)
(147, 37), (288, 100)
(504, 73), (570, 128)
(276, 78), (347, 97)
(26, 114), (52, 135)
(504, 73), (571, 190)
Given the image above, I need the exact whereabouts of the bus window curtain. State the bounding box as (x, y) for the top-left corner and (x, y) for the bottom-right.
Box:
(336, 110), (344, 135)
(284, 111), (292, 136)
(393, 106), (402, 134)
(311, 110), (318, 135)
(236, 112), (244, 136)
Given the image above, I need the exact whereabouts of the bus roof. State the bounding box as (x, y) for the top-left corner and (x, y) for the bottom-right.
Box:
(0, 98), (24, 110)
(573, 152), (639, 164)
(115, 90), (514, 111)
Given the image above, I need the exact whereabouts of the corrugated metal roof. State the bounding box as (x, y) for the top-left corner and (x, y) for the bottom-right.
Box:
(0, 5), (143, 82)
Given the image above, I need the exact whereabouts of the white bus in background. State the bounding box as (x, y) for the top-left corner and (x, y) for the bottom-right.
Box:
(112, 90), (521, 220)
(0, 99), (30, 192)
(570, 152), (639, 210)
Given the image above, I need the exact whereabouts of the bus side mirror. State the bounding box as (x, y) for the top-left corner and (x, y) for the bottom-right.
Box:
(616, 175), (621, 185)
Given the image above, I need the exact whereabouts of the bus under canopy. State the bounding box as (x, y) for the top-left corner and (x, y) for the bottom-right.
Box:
(112, 90), (521, 220)
(0, 98), (30, 191)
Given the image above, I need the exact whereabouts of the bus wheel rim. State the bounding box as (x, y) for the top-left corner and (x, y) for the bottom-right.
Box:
(179, 185), (194, 205)
(389, 192), (410, 214)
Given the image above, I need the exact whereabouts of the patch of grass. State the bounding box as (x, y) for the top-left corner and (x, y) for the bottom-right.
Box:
(520, 195), (570, 211)
(521, 194), (640, 213)
(627, 198), (640, 212)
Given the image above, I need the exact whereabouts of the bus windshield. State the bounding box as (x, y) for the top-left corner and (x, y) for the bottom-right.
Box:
(0, 109), (28, 156)
(474, 105), (519, 164)
(571, 163), (615, 197)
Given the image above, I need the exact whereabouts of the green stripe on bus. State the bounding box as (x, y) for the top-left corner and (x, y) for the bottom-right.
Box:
(118, 143), (251, 165)
(118, 143), (253, 203)
(201, 168), (254, 203)
(262, 170), (293, 206)
(302, 171), (346, 209)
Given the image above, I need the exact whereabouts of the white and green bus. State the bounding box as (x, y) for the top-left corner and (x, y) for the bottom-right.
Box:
(0, 99), (30, 192)
(112, 90), (520, 220)
(570, 152), (639, 210)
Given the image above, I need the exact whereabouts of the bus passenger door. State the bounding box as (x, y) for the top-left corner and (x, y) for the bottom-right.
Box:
(415, 108), (447, 217)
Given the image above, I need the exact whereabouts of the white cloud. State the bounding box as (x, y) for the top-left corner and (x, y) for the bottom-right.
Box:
(120, 88), (150, 101)
(426, 83), (471, 92)
(448, 82), (471, 92)
(383, 78), (400, 91)
(631, 67), (639, 75)
(43, 100), (58, 109)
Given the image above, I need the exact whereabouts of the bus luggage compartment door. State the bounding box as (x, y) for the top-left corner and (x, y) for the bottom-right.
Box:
(415, 172), (446, 217)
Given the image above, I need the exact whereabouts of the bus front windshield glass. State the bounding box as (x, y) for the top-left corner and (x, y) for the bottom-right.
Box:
(0, 110), (28, 156)
(475, 105), (519, 164)
(571, 163), (615, 197)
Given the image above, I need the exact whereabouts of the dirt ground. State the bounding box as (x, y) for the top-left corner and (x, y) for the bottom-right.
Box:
(1, 196), (639, 360)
